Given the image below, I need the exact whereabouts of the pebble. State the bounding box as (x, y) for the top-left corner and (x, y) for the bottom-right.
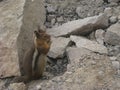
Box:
(109, 16), (118, 24)
(46, 4), (57, 13)
(117, 70), (120, 76)
(36, 85), (42, 90)
(112, 61), (120, 69)
(57, 16), (64, 23)
(104, 7), (113, 17)
(109, 56), (117, 61)
(65, 78), (73, 83)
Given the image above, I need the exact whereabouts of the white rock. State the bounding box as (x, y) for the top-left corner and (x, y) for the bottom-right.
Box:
(36, 85), (42, 90)
(70, 35), (108, 54)
(109, 16), (118, 24)
(104, 23), (120, 45)
(57, 16), (64, 23)
(51, 18), (56, 25)
(48, 37), (70, 58)
(118, 15), (120, 20)
(112, 61), (120, 69)
(109, 56), (117, 61)
(47, 4), (57, 13)
(76, 6), (84, 17)
(9, 83), (26, 90)
(104, 7), (113, 17)
(47, 13), (109, 37)
(95, 29), (105, 45)
(66, 47), (91, 63)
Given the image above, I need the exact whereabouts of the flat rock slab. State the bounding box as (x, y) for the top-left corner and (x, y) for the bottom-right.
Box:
(104, 23), (120, 45)
(70, 35), (108, 54)
(47, 13), (108, 36)
(48, 37), (70, 58)
(66, 47), (92, 66)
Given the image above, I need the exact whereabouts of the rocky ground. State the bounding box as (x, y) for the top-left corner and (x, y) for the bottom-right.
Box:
(0, 0), (120, 90)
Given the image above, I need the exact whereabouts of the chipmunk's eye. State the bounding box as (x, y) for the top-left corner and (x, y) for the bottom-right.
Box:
(46, 39), (51, 43)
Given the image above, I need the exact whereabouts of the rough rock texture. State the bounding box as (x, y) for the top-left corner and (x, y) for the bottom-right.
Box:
(0, 0), (46, 78)
(108, 0), (120, 3)
(95, 29), (105, 45)
(48, 37), (70, 59)
(0, 0), (25, 78)
(47, 14), (108, 37)
(104, 23), (120, 45)
(45, 0), (105, 28)
(70, 35), (108, 54)
(104, 7), (113, 17)
(8, 83), (27, 90)
(28, 47), (116, 90)
(17, 0), (46, 75)
(66, 47), (92, 66)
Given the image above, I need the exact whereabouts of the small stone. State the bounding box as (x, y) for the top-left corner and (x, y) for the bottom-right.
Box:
(57, 16), (64, 23)
(118, 15), (120, 20)
(51, 18), (56, 25)
(48, 37), (70, 59)
(104, 7), (113, 17)
(109, 16), (117, 24)
(117, 53), (120, 62)
(47, 15), (56, 22)
(9, 83), (27, 90)
(118, 16), (120, 23)
(98, 71), (104, 76)
(117, 70), (120, 76)
(65, 78), (73, 83)
(112, 61), (120, 69)
(46, 4), (57, 13)
(91, 60), (96, 65)
(89, 31), (96, 40)
(76, 7), (82, 17)
(66, 71), (72, 75)
(109, 56), (117, 61)
(95, 29), (105, 45)
(36, 85), (42, 90)
(104, 23), (120, 45)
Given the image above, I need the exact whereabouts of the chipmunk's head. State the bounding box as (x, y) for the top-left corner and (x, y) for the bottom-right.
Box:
(34, 30), (51, 54)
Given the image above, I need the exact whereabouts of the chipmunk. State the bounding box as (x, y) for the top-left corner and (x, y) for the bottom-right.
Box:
(12, 27), (51, 83)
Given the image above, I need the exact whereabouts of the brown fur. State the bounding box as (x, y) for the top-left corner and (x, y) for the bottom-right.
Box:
(12, 28), (51, 83)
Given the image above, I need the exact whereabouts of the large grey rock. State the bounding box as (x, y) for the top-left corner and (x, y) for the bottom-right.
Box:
(0, 0), (24, 78)
(0, 0), (46, 78)
(70, 35), (108, 54)
(48, 37), (70, 59)
(104, 23), (120, 45)
(47, 14), (109, 37)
